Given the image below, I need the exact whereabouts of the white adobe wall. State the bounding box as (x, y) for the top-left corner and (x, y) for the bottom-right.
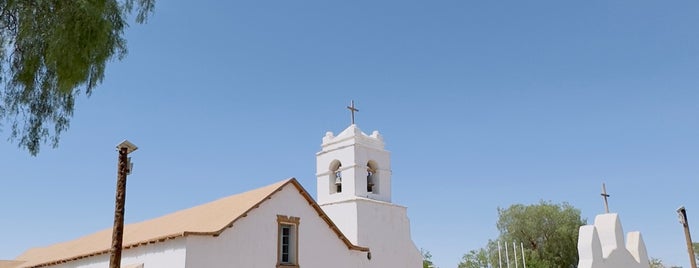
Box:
(321, 198), (422, 268)
(577, 213), (650, 268)
(47, 238), (186, 268)
(320, 201), (359, 244)
(355, 199), (422, 268)
(185, 184), (370, 268)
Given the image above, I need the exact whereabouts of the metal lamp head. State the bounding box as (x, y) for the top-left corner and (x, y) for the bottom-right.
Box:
(117, 140), (138, 154)
(677, 206), (687, 225)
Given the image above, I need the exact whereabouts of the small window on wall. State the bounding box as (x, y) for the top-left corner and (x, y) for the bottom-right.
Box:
(280, 225), (294, 263)
(277, 215), (300, 268)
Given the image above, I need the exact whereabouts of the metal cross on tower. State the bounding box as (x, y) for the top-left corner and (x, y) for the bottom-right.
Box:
(347, 100), (359, 125)
(601, 183), (610, 213)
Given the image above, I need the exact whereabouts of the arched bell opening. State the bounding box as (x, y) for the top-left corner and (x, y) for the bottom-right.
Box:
(329, 160), (342, 194)
(367, 160), (378, 193)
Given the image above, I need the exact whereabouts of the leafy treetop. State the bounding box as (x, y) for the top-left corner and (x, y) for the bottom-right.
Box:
(459, 201), (586, 268)
(0, 0), (155, 155)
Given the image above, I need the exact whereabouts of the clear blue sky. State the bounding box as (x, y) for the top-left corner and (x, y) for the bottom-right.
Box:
(1, 1), (698, 267)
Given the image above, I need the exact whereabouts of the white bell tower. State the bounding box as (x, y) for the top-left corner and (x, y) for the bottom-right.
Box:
(315, 124), (391, 205)
(314, 101), (422, 268)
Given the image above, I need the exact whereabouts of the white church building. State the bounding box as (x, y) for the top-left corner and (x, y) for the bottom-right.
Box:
(1, 124), (422, 268)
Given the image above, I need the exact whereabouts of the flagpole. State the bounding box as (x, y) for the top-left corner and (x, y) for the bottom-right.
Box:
(498, 241), (502, 268)
(513, 242), (518, 268)
(505, 242), (510, 268)
(521, 242), (526, 268)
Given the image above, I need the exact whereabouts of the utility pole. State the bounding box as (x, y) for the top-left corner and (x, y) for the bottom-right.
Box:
(677, 206), (697, 268)
(109, 140), (138, 268)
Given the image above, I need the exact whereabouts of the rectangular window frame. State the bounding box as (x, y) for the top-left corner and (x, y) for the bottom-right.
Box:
(277, 215), (300, 268)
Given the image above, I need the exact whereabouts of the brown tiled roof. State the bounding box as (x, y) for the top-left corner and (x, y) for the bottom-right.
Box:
(0, 261), (25, 268)
(12, 178), (368, 268)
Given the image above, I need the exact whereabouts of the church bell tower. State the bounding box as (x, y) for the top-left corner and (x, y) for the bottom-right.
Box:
(314, 102), (422, 268)
(315, 102), (392, 205)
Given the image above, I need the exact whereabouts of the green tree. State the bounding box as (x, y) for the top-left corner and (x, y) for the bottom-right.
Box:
(458, 248), (489, 268)
(421, 248), (437, 268)
(694, 242), (698, 263)
(0, 0), (155, 155)
(649, 257), (666, 268)
(458, 201), (586, 268)
(498, 201), (585, 267)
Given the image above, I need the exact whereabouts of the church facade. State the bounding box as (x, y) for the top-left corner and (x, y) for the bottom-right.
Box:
(1, 124), (422, 268)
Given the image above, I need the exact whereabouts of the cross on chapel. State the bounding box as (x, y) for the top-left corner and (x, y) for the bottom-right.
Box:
(601, 183), (610, 213)
(347, 100), (359, 125)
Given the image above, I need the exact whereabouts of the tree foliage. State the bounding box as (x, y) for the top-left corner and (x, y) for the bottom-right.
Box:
(421, 248), (437, 268)
(458, 248), (489, 268)
(649, 257), (682, 268)
(649, 257), (666, 268)
(694, 242), (699, 263)
(0, 0), (155, 155)
(459, 201), (586, 268)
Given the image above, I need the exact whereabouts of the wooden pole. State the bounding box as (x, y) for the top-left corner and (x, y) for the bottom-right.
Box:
(109, 147), (128, 268)
(678, 207), (698, 268)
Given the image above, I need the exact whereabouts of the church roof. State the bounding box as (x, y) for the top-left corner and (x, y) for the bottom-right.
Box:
(11, 178), (368, 268)
(0, 261), (25, 268)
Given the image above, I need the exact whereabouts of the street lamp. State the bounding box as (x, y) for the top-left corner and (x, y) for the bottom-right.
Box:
(109, 140), (138, 268)
(677, 206), (697, 268)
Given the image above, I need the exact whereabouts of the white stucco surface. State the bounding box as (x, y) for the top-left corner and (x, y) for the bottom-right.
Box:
(577, 213), (650, 268)
(356, 199), (422, 268)
(48, 238), (186, 268)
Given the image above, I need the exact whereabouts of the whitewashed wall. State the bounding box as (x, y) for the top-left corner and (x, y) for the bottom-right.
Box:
(48, 238), (186, 268)
(321, 199), (422, 268)
(355, 199), (422, 268)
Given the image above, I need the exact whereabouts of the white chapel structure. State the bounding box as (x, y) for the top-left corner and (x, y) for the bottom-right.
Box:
(1, 120), (422, 267)
(577, 213), (650, 268)
(577, 187), (650, 268)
